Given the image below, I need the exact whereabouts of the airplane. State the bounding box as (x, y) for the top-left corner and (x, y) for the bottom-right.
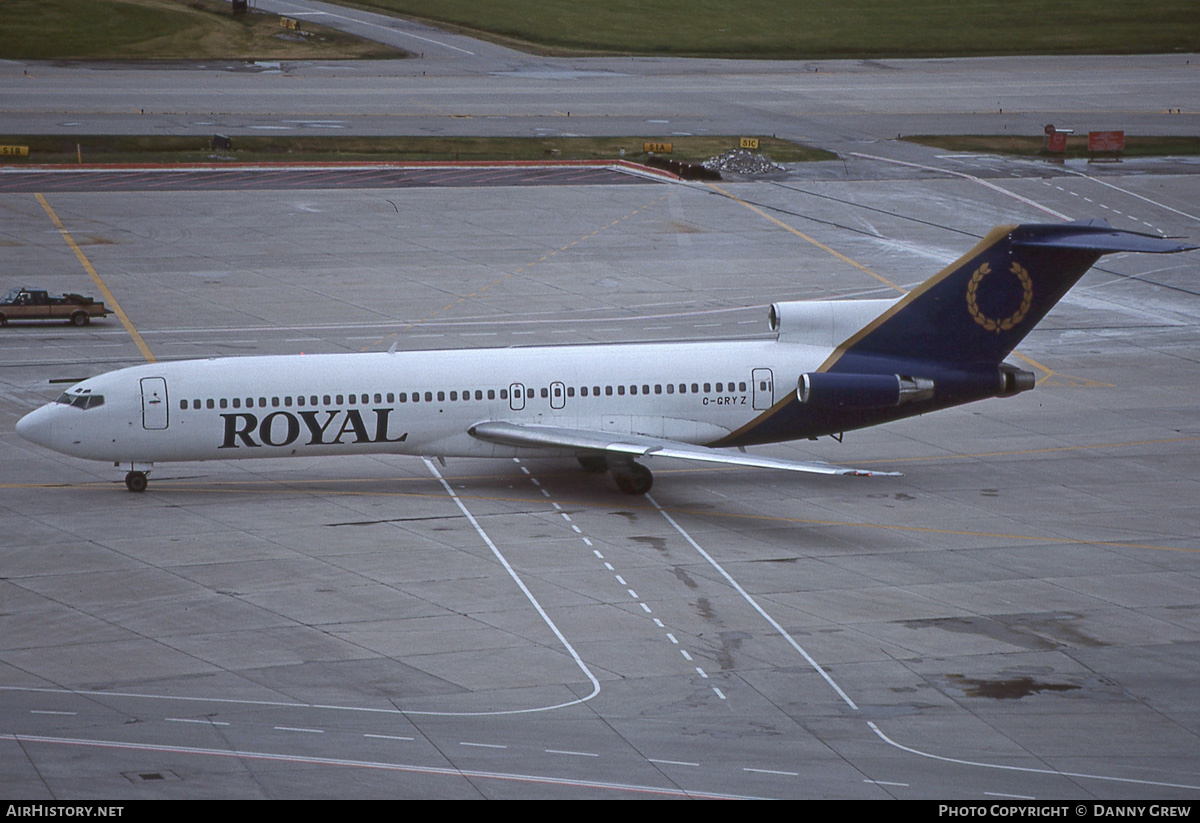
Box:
(15, 220), (1195, 495)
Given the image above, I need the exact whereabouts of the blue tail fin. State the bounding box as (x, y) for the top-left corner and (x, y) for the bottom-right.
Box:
(823, 220), (1195, 374)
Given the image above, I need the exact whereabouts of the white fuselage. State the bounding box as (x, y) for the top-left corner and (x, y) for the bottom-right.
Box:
(17, 338), (835, 466)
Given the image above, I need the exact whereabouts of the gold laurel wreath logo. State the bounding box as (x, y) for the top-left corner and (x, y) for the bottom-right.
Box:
(966, 261), (1034, 333)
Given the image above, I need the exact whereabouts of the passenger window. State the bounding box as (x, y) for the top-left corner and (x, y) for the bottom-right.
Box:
(411, 393), (419, 403)
(691, 384), (699, 393)
(220, 398), (228, 409)
(272, 397), (280, 407)
(437, 391), (445, 402)
(705, 383), (713, 393)
(642, 385), (649, 394)
(581, 386), (589, 397)
(450, 391), (458, 401)
(606, 386), (613, 396)
(375, 393), (382, 403)
(387, 393), (394, 403)
(179, 400), (187, 410)
(540, 387), (548, 399)
(739, 382), (747, 391)
(361, 394), (369, 404)
(567, 387), (574, 397)
(500, 389), (508, 400)
(311, 396), (318, 406)
(475, 390), (483, 400)
(666, 384), (674, 394)
(336, 395), (344, 404)
(398, 393), (407, 403)
(207, 399), (215, 409)
(427, 392), (434, 402)
(284, 396), (292, 407)
(297, 396), (305, 407)
(348, 394), (356, 405)
(617, 386), (625, 396)
(258, 398), (266, 408)
(488, 390), (495, 400)
(323, 395), (331, 405)
(233, 398), (241, 409)
(630, 385), (637, 395)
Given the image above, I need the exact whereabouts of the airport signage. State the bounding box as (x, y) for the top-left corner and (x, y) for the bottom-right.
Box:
(643, 142), (672, 153)
(1088, 131), (1125, 153)
(740, 138), (760, 149)
(0, 146), (29, 157)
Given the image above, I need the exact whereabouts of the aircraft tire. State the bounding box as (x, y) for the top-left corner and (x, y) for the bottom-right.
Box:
(612, 462), (653, 495)
(125, 471), (148, 493)
(577, 455), (608, 473)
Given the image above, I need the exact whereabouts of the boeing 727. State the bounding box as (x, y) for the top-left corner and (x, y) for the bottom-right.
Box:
(15, 221), (1195, 494)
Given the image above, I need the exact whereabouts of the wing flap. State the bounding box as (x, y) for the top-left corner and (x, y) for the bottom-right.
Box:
(468, 421), (900, 478)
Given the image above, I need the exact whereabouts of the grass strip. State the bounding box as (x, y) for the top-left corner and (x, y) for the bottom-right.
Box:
(0, 135), (834, 165)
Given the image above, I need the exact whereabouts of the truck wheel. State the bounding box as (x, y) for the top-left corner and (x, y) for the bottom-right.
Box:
(0, 313), (6, 326)
(71, 312), (89, 327)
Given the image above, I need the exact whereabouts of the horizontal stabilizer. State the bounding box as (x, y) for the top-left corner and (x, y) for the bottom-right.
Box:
(1012, 221), (1198, 254)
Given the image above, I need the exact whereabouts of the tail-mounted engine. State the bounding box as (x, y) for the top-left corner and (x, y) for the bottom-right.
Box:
(797, 372), (935, 410)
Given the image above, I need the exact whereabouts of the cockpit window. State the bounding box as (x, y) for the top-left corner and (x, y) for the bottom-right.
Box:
(55, 392), (104, 410)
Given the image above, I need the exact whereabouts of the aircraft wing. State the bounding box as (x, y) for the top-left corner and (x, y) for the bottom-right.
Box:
(467, 421), (900, 478)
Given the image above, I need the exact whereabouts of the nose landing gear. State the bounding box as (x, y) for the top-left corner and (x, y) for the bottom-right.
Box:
(120, 462), (154, 493)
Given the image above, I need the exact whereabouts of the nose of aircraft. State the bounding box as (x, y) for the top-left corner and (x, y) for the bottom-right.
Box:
(16, 404), (58, 449)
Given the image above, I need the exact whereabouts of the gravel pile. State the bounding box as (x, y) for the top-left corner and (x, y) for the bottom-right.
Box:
(702, 149), (784, 175)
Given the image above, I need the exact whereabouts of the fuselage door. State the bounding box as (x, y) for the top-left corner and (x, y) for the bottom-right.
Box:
(509, 383), (525, 411)
(140, 376), (169, 430)
(752, 368), (774, 411)
(550, 381), (566, 410)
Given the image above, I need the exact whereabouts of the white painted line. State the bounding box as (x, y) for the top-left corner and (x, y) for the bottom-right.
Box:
(680, 650), (692, 661)
(30, 710), (76, 716)
(424, 459), (601, 714)
(460, 741), (508, 749)
(653, 618), (664, 627)
(744, 767), (798, 776)
(1060, 167), (1200, 222)
(593, 550), (604, 559)
(546, 749), (599, 758)
(627, 589), (638, 598)
(615, 575), (626, 585)
(695, 668), (708, 678)
(985, 792), (1036, 799)
(571, 524), (581, 533)
(849, 152), (1071, 221)
(166, 717), (229, 726)
(649, 495), (859, 711)
(640, 603), (652, 613)
(550, 501), (560, 510)
(363, 734), (414, 741)
(604, 562), (614, 571)
(275, 726), (324, 734)
(712, 688), (726, 700)
(561, 513), (572, 522)
(648, 758), (700, 767)
(582, 537), (592, 546)
(867, 721), (1200, 791)
(863, 779), (909, 787)
(2, 732), (759, 799)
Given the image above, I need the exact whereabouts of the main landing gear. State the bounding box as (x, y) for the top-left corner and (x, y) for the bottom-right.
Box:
(577, 455), (653, 495)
